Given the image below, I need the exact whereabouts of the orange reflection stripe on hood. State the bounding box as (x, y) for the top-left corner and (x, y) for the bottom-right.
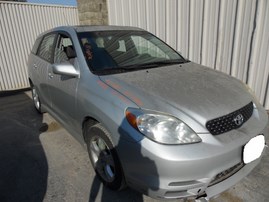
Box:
(123, 91), (143, 106)
(105, 79), (121, 90)
(97, 80), (108, 90)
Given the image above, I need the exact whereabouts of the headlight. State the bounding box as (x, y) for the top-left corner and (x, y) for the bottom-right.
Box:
(126, 108), (201, 145)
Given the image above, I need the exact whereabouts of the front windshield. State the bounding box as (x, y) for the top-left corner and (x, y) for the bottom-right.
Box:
(78, 30), (187, 74)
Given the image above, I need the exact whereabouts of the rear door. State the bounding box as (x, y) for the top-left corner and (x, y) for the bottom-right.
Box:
(32, 33), (57, 108)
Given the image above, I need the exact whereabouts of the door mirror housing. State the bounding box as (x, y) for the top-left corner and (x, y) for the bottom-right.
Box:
(52, 63), (79, 77)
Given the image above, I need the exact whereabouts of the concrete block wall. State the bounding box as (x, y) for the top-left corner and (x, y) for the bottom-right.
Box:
(77, 0), (108, 25)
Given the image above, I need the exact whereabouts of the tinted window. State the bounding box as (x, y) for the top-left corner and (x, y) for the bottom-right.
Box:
(37, 34), (56, 63)
(54, 34), (75, 64)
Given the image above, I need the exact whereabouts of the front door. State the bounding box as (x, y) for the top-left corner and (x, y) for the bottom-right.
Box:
(47, 33), (80, 132)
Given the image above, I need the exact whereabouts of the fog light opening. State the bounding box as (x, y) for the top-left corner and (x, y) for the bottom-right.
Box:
(195, 193), (208, 202)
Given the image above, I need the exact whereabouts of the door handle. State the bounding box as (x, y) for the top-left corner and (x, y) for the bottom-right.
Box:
(48, 73), (53, 79)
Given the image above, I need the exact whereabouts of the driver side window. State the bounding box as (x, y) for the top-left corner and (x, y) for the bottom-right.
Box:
(54, 34), (75, 64)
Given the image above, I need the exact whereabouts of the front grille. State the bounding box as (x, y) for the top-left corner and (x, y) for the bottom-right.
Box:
(209, 162), (244, 187)
(206, 102), (254, 135)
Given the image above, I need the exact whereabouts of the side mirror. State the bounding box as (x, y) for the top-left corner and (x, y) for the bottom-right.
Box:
(52, 63), (79, 77)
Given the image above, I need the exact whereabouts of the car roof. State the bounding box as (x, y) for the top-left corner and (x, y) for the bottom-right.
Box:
(37, 25), (145, 39)
(73, 25), (144, 32)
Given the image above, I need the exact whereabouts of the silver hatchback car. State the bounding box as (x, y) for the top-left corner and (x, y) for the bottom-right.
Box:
(28, 26), (268, 200)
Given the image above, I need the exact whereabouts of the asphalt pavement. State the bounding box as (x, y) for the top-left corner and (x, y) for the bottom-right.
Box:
(0, 91), (268, 202)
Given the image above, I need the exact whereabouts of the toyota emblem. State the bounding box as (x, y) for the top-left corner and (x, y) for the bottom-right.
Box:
(234, 114), (244, 126)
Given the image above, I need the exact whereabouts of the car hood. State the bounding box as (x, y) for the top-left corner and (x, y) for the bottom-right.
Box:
(100, 62), (255, 133)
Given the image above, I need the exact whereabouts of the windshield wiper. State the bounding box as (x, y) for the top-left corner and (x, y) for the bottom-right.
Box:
(93, 67), (133, 75)
(120, 59), (187, 69)
(94, 59), (188, 75)
(95, 63), (160, 75)
(121, 63), (160, 69)
(148, 59), (188, 65)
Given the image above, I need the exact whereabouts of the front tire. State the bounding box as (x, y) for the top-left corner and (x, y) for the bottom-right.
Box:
(84, 123), (125, 190)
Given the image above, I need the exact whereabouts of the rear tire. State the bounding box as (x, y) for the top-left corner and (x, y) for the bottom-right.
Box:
(84, 122), (125, 190)
(31, 85), (43, 113)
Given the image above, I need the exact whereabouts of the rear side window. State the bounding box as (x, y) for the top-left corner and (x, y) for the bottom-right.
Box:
(31, 37), (42, 55)
(37, 34), (56, 63)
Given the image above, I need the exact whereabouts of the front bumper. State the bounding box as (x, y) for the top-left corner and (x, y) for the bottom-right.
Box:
(117, 120), (268, 199)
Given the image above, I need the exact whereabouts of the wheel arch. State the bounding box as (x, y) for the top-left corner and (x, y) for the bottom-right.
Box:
(82, 116), (99, 141)
(29, 78), (33, 87)
(84, 121), (127, 190)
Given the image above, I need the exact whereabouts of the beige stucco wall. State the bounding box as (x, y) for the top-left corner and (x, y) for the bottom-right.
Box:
(77, 0), (108, 25)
